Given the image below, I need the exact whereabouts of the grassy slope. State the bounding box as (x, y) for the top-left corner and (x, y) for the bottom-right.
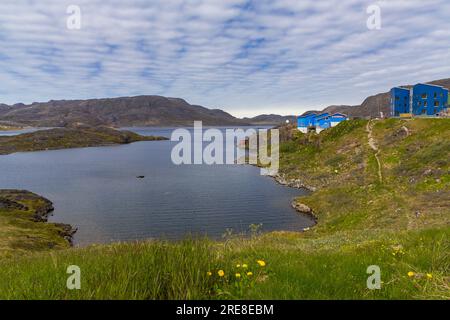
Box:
(0, 191), (70, 259)
(0, 119), (448, 299)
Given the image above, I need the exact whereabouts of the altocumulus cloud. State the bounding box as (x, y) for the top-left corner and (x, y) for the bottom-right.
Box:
(0, 0), (449, 116)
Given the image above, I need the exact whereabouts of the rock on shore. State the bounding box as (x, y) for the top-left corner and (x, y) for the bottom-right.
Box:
(291, 201), (318, 223)
(272, 174), (317, 192)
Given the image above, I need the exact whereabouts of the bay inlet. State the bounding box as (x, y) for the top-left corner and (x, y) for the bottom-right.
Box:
(0, 127), (314, 245)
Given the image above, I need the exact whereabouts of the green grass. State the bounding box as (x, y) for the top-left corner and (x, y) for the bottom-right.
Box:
(0, 191), (70, 258)
(0, 228), (448, 300)
(0, 118), (448, 299)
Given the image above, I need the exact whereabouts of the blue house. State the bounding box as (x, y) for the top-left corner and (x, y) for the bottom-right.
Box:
(297, 113), (317, 133)
(315, 113), (331, 133)
(329, 113), (348, 127)
(391, 87), (411, 116)
(297, 112), (348, 133)
(390, 83), (448, 117)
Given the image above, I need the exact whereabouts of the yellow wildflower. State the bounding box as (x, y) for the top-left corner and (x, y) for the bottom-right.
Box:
(257, 260), (266, 267)
(247, 272), (253, 276)
(242, 264), (248, 269)
(426, 273), (433, 279)
(407, 271), (415, 277)
(235, 273), (241, 278)
(236, 264), (241, 268)
(218, 270), (225, 277)
(206, 271), (212, 276)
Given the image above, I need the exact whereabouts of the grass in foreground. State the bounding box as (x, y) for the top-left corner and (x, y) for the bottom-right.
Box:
(0, 227), (448, 299)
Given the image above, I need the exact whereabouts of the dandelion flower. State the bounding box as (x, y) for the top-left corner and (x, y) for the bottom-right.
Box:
(426, 273), (433, 279)
(242, 264), (248, 269)
(236, 264), (241, 268)
(407, 271), (415, 277)
(235, 273), (241, 278)
(218, 270), (225, 277)
(257, 260), (266, 267)
(207, 271), (212, 276)
(247, 272), (253, 276)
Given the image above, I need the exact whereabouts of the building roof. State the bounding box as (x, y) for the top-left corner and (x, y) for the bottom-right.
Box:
(392, 87), (410, 92)
(331, 113), (348, 118)
(414, 83), (447, 90)
(315, 113), (330, 120)
(298, 113), (317, 119)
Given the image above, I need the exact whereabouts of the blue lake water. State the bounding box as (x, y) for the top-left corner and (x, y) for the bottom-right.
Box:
(0, 127), (314, 245)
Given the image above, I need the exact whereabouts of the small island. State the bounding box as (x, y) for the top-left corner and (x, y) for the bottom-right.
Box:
(0, 125), (168, 155)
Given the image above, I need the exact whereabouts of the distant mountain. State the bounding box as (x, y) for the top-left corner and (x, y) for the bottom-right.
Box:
(243, 114), (297, 125)
(2, 78), (448, 127)
(303, 78), (450, 118)
(0, 96), (249, 127)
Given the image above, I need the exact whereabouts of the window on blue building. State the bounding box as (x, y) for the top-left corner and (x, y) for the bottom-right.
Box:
(421, 93), (427, 99)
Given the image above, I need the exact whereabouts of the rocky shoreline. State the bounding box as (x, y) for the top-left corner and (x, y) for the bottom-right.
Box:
(271, 174), (319, 226)
(271, 173), (317, 192)
(0, 190), (77, 246)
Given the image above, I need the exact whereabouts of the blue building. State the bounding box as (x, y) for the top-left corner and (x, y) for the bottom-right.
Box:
(391, 83), (448, 117)
(329, 113), (348, 127)
(315, 113), (331, 133)
(391, 87), (410, 116)
(297, 113), (317, 133)
(297, 112), (348, 133)
(411, 84), (448, 116)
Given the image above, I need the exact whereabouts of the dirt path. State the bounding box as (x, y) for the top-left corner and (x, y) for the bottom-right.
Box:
(366, 120), (383, 183)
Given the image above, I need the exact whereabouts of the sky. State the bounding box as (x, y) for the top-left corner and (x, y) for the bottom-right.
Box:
(0, 0), (449, 117)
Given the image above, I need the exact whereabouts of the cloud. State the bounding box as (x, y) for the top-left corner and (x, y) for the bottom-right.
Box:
(0, 0), (449, 117)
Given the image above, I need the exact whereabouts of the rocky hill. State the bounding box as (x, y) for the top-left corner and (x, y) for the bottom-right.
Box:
(0, 96), (248, 127)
